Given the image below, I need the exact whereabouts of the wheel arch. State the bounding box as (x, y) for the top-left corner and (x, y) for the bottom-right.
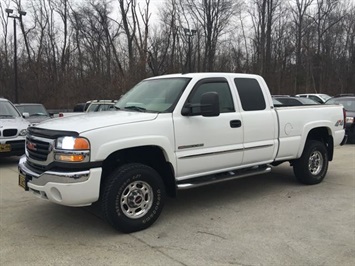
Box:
(100, 146), (176, 198)
(299, 127), (334, 161)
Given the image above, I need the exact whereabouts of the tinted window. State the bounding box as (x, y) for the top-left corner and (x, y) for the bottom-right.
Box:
(234, 78), (266, 111)
(186, 80), (235, 114)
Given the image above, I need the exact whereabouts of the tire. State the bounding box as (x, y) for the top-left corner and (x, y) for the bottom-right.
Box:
(347, 126), (355, 144)
(101, 163), (166, 233)
(293, 140), (328, 185)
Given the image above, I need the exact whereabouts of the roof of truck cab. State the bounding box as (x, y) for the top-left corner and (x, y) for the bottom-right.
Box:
(146, 72), (263, 80)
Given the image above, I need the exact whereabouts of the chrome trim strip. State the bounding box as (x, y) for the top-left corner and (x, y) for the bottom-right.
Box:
(244, 144), (274, 151)
(178, 144), (273, 159)
(178, 144), (204, 150)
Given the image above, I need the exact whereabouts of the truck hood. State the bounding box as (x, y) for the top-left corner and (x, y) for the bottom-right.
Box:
(35, 111), (159, 133)
(26, 115), (52, 125)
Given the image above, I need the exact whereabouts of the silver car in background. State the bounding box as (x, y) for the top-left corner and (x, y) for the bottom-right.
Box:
(15, 103), (52, 126)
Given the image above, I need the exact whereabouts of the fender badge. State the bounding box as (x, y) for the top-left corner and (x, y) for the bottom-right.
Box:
(335, 120), (344, 127)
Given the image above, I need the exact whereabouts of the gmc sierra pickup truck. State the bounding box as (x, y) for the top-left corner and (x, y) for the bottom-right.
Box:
(18, 73), (347, 233)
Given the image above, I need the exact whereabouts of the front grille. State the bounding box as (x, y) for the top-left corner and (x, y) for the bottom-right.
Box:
(3, 129), (17, 137)
(26, 160), (47, 174)
(27, 137), (51, 161)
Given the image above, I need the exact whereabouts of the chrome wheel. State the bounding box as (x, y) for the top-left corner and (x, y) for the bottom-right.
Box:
(308, 150), (323, 176)
(120, 181), (153, 219)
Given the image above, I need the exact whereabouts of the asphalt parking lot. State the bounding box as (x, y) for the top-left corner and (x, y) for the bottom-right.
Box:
(1, 145), (354, 266)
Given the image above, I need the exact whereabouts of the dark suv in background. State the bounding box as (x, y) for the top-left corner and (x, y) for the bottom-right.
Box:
(326, 95), (355, 144)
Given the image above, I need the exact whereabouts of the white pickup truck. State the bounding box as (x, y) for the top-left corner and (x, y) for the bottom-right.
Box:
(18, 73), (347, 233)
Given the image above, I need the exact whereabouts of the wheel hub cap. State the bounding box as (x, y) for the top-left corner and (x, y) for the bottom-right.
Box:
(121, 181), (153, 219)
(308, 151), (323, 175)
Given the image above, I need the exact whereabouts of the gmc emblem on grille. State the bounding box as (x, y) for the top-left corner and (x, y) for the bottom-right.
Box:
(27, 141), (37, 151)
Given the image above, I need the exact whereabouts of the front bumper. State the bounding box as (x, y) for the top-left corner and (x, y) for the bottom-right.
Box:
(18, 155), (102, 207)
(0, 140), (25, 157)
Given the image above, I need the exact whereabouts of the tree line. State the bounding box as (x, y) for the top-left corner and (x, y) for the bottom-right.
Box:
(0, 0), (354, 109)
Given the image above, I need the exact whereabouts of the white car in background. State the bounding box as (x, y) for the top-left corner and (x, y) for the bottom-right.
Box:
(0, 98), (29, 157)
(296, 93), (331, 104)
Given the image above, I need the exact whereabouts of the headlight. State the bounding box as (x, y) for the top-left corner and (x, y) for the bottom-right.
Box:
(55, 137), (90, 162)
(56, 136), (90, 150)
(19, 129), (28, 136)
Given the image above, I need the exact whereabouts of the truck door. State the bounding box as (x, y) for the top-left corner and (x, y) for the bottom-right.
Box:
(234, 78), (278, 165)
(173, 78), (244, 180)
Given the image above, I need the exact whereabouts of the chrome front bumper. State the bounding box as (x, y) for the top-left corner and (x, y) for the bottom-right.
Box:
(19, 156), (91, 186)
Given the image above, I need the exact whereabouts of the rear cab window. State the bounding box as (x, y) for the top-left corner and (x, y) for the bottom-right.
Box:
(234, 78), (266, 111)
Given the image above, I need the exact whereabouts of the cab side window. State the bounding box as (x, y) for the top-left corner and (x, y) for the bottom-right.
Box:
(186, 80), (235, 115)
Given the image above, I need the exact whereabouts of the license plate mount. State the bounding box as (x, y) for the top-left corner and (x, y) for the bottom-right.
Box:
(19, 173), (29, 191)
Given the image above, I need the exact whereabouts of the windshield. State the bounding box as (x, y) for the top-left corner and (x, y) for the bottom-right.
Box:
(0, 101), (21, 118)
(319, 94), (331, 101)
(115, 78), (191, 113)
(16, 104), (49, 117)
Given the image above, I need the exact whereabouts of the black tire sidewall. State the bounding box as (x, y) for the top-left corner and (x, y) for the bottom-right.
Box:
(294, 140), (328, 185)
(348, 126), (355, 144)
(102, 163), (165, 233)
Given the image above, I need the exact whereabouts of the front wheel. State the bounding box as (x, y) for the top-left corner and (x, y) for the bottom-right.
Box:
(293, 140), (329, 185)
(101, 163), (166, 233)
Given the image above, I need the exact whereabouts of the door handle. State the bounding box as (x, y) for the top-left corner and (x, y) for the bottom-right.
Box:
(230, 120), (242, 128)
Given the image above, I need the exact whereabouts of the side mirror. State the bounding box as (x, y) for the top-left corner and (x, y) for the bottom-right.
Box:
(22, 112), (30, 118)
(181, 92), (220, 117)
(200, 92), (220, 117)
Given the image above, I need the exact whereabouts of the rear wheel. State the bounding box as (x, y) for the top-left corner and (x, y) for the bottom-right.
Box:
(293, 140), (328, 185)
(348, 126), (355, 144)
(101, 163), (166, 233)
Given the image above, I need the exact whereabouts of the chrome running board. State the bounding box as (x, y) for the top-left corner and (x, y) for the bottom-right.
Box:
(177, 165), (271, 190)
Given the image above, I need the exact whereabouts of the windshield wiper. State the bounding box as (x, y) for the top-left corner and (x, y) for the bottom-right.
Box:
(124, 106), (146, 112)
(0, 115), (14, 118)
(30, 113), (47, 117)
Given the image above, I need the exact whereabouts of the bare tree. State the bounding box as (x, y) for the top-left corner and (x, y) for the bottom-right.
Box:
(310, 0), (343, 91)
(290, 0), (314, 92)
(250, 0), (279, 80)
(182, 0), (240, 71)
(118, 0), (137, 73)
(0, 0), (11, 97)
